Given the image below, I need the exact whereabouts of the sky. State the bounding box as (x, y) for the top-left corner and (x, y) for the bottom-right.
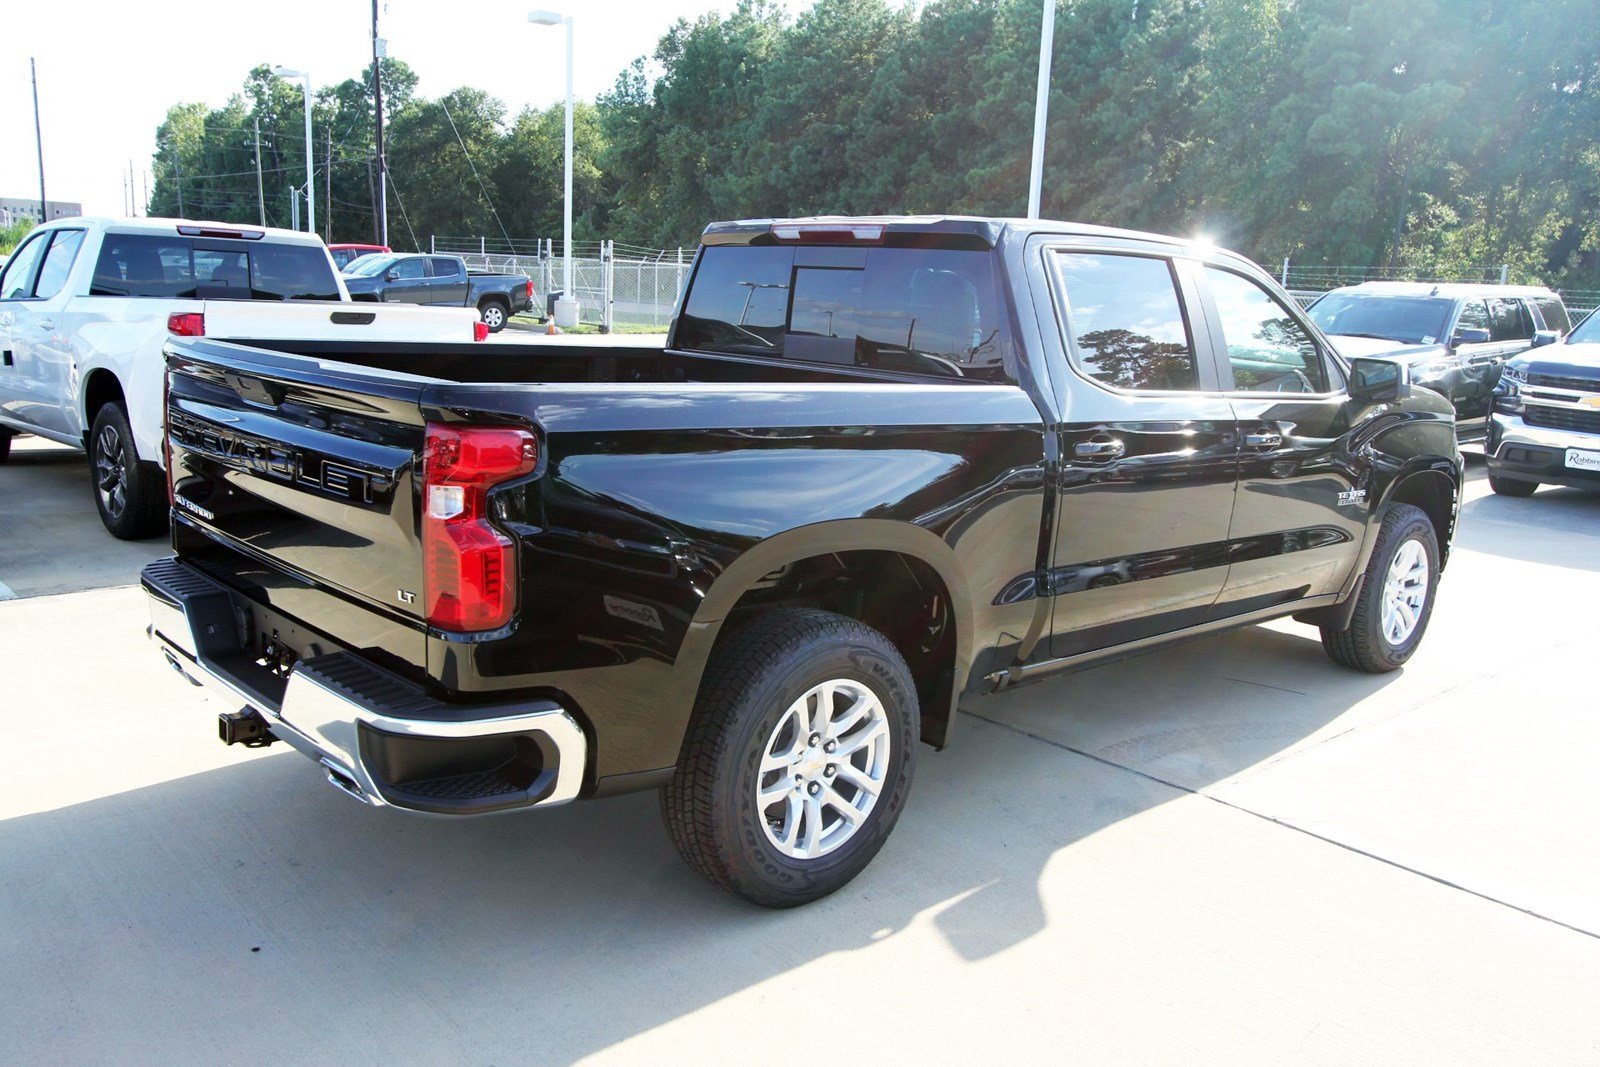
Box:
(0, 0), (743, 218)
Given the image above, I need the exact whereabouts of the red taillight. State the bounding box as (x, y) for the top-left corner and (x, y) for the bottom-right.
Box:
(770, 223), (885, 244)
(167, 312), (204, 337)
(473, 321), (490, 342)
(526, 279), (535, 300)
(421, 424), (538, 632)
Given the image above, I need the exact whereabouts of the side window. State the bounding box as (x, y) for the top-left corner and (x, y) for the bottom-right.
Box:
(1205, 267), (1328, 393)
(1531, 296), (1571, 335)
(1487, 297), (1533, 342)
(0, 232), (50, 300)
(33, 229), (86, 300)
(1455, 300), (1490, 336)
(429, 257), (461, 278)
(1055, 252), (1199, 391)
(392, 257), (425, 280)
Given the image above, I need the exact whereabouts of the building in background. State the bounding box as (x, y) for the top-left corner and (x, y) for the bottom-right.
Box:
(0, 198), (82, 228)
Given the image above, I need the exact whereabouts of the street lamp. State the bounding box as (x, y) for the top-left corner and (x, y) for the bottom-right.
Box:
(272, 66), (315, 235)
(528, 9), (577, 328)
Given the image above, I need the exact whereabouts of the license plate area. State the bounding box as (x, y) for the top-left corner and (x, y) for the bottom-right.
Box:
(1564, 448), (1600, 472)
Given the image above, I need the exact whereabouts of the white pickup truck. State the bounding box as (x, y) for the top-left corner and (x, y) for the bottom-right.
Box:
(0, 217), (484, 538)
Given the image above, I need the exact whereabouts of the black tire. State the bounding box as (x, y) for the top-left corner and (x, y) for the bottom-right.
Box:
(478, 298), (510, 333)
(1488, 473), (1537, 497)
(90, 404), (167, 540)
(0, 428), (12, 463)
(1321, 503), (1439, 673)
(661, 608), (919, 908)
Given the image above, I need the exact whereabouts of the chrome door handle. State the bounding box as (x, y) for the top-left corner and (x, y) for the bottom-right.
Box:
(1244, 431), (1282, 449)
(1468, 355), (1498, 366)
(1073, 437), (1126, 460)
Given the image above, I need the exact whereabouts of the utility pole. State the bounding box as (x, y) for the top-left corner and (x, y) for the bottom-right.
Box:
(173, 146), (185, 217)
(129, 160), (137, 215)
(31, 58), (47, 221)
(372, 0), (389, 247)
(254, 118), (266, 226)
(326, 125), (332, 242)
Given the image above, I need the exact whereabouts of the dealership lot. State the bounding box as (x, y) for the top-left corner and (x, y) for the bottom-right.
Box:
(2, 437), (1597, 1061)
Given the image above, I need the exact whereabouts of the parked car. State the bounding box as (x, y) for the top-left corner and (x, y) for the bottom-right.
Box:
(1485, 304), (1600, 496)
(341, 252), (533, 332)
(328, 242), (390, 270)
(0, 217), (486, 537)
(1306, 282), (1571, 442)
(144, 215), (1462, 908)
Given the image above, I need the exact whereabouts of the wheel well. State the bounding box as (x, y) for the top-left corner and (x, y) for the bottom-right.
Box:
(1387, 470), (1457, 566)
(480, 294), (510, 309)
(82, 370), (126, 443)
(719, 551), (958, 749)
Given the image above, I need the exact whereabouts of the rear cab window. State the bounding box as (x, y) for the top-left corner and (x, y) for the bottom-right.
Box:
(89, 233), (340, 301)
(677, 245), (1015, 381)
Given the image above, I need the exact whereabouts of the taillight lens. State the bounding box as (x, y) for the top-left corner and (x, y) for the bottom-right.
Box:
(421, 424), (538, 632)
(167, 312), (204, 336)
(473, 321), (490, 342)
(526, 279), (535, 300)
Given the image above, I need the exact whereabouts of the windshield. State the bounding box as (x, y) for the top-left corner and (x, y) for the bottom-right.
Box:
(1307, 294), (1455, 346)
(1568, 307), (1600, 344)
(344, 254), (397, 277)
(676, 245), (1014, 381)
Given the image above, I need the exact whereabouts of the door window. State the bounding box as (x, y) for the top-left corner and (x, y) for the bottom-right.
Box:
(1455, 300), (1490, 336)
(428, 257), (461, 278)
(0, 232), (50, 300)
(33, 229), (86, 300)
(1487, 297), (1534, 342)
(1054, 252), (1198, 391)
(390, 258), (425, 280)
(1205, 266), (1328, 393)
(1530, 296), (1571, 335)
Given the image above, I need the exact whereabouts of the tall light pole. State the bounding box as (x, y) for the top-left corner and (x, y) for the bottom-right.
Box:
(273, 66), (315, 235)
(529, 9), (577, 327)
(1026, 1), (1056, 219)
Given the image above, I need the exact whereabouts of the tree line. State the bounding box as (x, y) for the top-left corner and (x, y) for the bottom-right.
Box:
(146, 0), (1600, 289)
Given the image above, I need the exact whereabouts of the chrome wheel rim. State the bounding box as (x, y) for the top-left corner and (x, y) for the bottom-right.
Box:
(1381, 538), (1429, 645)
(482, 305), (504, 329)
(94, 424), (127, 519)
(757, 679), (891, 860)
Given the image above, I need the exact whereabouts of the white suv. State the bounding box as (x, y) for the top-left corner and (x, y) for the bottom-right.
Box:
(0, 217), (481, 538)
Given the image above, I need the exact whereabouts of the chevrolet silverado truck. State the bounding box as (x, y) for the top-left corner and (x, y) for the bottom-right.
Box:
(340, 252), (534, 332)
(0, 217), (485, 538)
(1486, 304), (1600, 495)
(143, 216), (1463, 907)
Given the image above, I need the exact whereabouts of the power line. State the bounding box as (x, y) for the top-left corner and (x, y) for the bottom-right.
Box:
(438, 96), (515, 249)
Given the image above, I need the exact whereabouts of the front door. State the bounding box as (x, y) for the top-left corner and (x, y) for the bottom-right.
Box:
(1191, 263), (1365, 615)
(1044, 246), (1239, 658)
(384, 257), (429, 304)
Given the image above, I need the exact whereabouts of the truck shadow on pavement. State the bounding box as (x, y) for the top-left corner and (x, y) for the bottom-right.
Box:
(0, 622), (1396, 1061)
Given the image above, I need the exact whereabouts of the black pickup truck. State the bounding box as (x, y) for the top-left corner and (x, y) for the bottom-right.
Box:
(143, 216), (1463, 907)
(340, 252), (533, 331)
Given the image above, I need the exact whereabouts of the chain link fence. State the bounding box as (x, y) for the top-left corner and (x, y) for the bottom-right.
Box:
(434, 237), (691, 331)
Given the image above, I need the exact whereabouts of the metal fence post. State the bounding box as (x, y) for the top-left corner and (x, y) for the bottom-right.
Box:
(430, 235), (435, 254)
(1281, 257), (1290, 286)
(603, 239), (615, 334)
(1499, 264), (1509, 285)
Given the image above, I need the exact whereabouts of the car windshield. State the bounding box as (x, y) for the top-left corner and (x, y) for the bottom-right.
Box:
(344, 254), (397, 277)
(1567, 307), (1600, 344)
(1307, 294), (1455, 345)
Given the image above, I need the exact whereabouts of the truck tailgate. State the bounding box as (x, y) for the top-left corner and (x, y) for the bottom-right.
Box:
(165, 339), (430, 625)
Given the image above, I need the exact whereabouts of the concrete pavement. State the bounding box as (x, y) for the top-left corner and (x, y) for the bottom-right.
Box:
(1, 453), (1598, 1062)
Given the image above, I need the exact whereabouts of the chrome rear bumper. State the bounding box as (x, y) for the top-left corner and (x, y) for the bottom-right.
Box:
(142, 557), (587, 814)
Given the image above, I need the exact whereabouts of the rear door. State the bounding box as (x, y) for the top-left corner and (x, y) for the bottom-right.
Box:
(1192, 262), (1365, 614)
(165, 341), (431, 626)
(427, 258), (470, 305)
(1453, 296), (1533, 433)
(1042, 241), (1238, 657)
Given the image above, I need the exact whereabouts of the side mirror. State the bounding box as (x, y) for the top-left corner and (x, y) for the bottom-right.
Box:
(1452, 327), (1491, 347)
(385, 269), (401, 282)
(1531, 329), (1559, 348)
(1348, 357), (1411, 403)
